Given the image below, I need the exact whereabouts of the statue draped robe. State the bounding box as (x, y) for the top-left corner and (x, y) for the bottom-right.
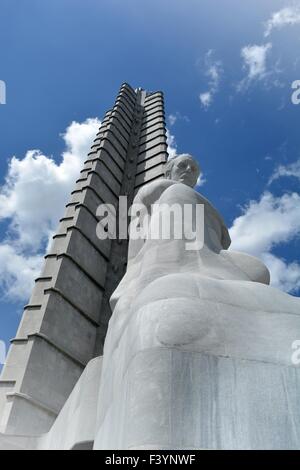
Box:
(94, 181), (300, 450)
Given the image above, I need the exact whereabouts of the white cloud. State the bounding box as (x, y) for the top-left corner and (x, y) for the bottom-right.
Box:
(261, 252), (300, 293)
(237, 42), (276, 91)
(199, 50), (223, 108)
(0, 117), (101, 301)
(264, 6), (300, 37)
(168, 114), (177, 126)
(0, 245), (43, 301)
(241, 43), (272, 80)
(199, 92), (213, 109)
(196, 173), (206, 187)
(168, 112), (190, 127)
(205, 50), (222, 89)
(229, 191), (300, 293)
(166, 129), (178, 159)
(269, 158), (300, 184)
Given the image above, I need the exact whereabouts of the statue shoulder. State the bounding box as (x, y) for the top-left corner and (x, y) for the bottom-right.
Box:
(134, 178), (176, 206)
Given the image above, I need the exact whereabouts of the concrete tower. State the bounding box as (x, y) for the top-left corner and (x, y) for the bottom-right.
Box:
(0, 83), (168, 436)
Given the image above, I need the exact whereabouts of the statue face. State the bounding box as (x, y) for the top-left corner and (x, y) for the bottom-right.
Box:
(170, 155), (200, 187)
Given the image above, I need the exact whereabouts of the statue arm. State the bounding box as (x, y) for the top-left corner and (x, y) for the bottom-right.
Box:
(128, 179), (176, 262)
(135, 179), (176, 208)
(196, 192), (232, 250)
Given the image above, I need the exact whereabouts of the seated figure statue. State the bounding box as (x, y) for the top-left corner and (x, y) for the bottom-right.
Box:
(94, 154), (300, 450)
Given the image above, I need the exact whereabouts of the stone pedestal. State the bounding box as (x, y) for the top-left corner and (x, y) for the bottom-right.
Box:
(94, 276), (300, 449)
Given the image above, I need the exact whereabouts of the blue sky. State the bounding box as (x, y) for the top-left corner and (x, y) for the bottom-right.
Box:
(0, 0), (300, 365)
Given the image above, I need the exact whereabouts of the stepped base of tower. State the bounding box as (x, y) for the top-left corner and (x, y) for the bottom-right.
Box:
(0, 356), (102, 450)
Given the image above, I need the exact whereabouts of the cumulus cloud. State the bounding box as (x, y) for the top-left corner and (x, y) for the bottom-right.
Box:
(268, 158), (300, 184)
(262, 252), (300, 294)
(166, 129), (178, 159)
(264, 6), (300, 37)
(229, 191), (300, 293)
(199, 50), (223, 108)
(0, 245), (43, 301)
(0, 117), (101, 301)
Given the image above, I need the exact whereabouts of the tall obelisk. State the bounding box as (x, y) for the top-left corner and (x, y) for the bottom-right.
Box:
(0, 83), (168, 435)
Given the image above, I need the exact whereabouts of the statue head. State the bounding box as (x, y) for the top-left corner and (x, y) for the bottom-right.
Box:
(164, 154), (201, 188)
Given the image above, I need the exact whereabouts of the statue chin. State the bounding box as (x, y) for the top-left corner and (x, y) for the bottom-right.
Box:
(94, 180), (300, 450)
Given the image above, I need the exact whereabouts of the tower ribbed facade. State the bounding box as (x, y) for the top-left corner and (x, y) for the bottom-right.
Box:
(0, 83), (168, 435)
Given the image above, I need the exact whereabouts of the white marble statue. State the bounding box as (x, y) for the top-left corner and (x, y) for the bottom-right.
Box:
(94, 154), (300, 450)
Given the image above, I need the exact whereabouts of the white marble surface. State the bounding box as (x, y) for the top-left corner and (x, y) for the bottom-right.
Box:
(93, 165), (300, 450)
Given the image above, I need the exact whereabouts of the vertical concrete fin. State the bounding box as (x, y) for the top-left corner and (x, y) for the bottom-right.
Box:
(0, 84), (168, 436)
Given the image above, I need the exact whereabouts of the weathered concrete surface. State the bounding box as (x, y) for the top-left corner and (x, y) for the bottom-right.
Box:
(0, 83), (168, 438)
(0, 433), (38, 450)
(38, 356), (102, 450)
(0, 356), (102, 450)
